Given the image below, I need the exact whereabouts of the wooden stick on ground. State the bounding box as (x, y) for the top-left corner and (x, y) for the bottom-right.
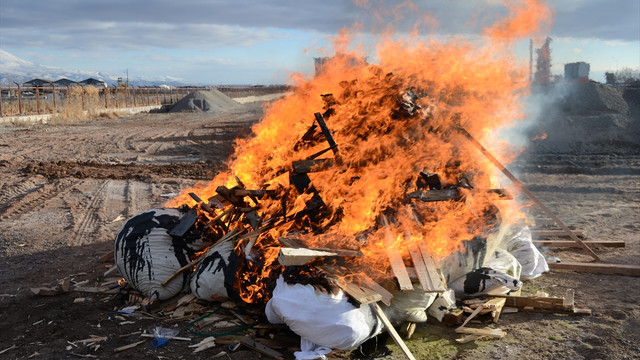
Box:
(370, 303), (416, 360)
(457, 127), (600, 262)
(548, 262), (640, 276)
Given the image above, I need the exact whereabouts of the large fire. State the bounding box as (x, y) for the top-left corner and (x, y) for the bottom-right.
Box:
(167, 1), (551, 303)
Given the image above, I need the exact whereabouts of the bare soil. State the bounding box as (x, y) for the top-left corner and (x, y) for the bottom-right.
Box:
(0, 103), (638, 360)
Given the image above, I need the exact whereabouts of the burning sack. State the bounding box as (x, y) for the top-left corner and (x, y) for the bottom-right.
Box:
(114, 208), (211, 301)
(190, 238), (238, 301)
(265, 275), (383, 352)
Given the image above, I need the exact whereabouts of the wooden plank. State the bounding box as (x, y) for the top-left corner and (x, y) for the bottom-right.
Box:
(361, 275), (394, 306)
(417, 242), (446, 292)
(381, 215), (413, 291)
(292, 158), (334, 174)
(277, 247), (338, 266)
(549, 262), (640, 276)
(407, 242), (432, 292)
(487, 294), (591, 315)
(454, 327), (506, 338)
(457, 127), (600, 262)
(563, 289), (575, 308)
(370, 303), (417, 360)
(338, 281), (382, 305)
(533, 240), (624, 248)
(239, 336), (284, 360)
(531, 229), (585, 239)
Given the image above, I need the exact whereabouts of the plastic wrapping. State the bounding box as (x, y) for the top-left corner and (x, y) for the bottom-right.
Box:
(265, 276), (382, 351)
(382, 285), (437, 323)
(502, 225), (549, 280)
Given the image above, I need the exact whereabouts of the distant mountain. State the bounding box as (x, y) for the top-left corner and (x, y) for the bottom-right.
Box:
(0, 49), (188, 87)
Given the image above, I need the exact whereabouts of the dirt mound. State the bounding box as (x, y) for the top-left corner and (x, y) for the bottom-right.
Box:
(533, 81), (640, 154)
(169, 89), (242, 113)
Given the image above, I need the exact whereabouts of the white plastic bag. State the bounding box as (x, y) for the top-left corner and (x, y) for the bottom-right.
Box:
(449, 267), (522, 297)
(382, 285), (437, 323)
(502, 225), (549, 280)
(265, 276), (382, 351)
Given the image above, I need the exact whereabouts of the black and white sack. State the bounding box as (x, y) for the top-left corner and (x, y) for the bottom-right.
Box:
(190, 238), (238, 301)
(114, 208), (209, 301)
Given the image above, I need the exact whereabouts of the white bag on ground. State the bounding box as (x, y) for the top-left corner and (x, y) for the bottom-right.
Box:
(382, 285), (437, 323)
(449, 267), (522, 297)
(114, 208), (199, 301)
(427, 289), (456, 322)
(190, 239), (236, 300)
(502, 225), (549, 280)
(265, 276), (382, 351)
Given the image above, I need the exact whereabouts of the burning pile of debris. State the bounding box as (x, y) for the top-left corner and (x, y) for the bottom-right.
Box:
(108, 49), (598, 358)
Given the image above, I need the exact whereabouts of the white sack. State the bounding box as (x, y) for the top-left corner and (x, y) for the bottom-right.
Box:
(114, 208), (194, 300)
(383, 286), (437, 323)
(427, 289), (456, 322)
(190, 239), (236, 300)
(265, 276), (382, 351)
(449, 267), (522, 297)
(502, 225), (549, 280)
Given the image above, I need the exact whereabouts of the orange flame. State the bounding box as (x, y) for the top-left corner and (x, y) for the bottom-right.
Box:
(167, 0), (550, 301)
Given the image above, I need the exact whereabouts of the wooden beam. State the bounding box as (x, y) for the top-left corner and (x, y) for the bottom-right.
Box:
(417, 242), (447, 292)
(407, 242), (431, 292)
(549, 262), (640, 276)
(457, 127), (600, 262)
(381, 215), (414, 291)
(292, 158), (334, 174)
(408, 241), (446, 292)
(370, 303), (416, 360)
(337, 281), (382, 305)
(531, 229), (585, 239)
(277, 247), (339, 266)
(239, 336), (284, 360)
(487, 294), (591, 315)
(454, 327), (506, 339)
(361, 275), (394, 306)
(533, 240), (624, 248)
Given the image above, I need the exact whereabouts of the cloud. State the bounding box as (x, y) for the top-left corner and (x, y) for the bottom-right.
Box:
(1, 0), (636, 53)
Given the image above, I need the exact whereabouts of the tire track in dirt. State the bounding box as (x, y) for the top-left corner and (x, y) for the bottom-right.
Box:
(71, 180), (110, 246)
(0, 178), (79, 221)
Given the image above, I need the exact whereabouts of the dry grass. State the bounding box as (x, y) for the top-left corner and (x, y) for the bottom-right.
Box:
(51, 86), (102, 124)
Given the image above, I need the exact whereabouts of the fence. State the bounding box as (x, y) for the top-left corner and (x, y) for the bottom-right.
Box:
(0, 85), (290, 118)
(0, 86), (204, 117)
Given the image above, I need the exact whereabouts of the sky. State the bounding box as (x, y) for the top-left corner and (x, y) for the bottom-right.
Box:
(0, 0), (638, 85)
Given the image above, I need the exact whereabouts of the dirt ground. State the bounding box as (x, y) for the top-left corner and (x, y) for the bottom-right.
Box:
(0, 101), (638, 360)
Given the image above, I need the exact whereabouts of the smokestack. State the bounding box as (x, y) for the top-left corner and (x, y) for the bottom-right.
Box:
(529, 39), (533, 84)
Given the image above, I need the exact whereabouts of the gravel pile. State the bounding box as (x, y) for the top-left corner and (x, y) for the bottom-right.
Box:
(533, 81), (640, 154)
(169, 89), (243, 114)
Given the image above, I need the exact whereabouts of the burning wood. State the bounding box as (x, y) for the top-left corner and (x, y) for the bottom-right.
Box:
(106, 2), (594, 356)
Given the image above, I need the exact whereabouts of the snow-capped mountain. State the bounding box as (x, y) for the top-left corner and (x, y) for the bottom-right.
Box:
(0, 49), (187, 87)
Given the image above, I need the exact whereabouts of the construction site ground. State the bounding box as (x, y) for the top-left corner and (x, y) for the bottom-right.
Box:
(0, 100), (638, 360)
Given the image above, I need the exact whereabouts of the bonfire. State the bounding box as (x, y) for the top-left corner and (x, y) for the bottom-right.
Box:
(113, 1), (562, 358)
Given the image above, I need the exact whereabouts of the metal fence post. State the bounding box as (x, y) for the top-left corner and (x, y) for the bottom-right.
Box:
(52, 85), (56, 114)
(81, 86), (85, 110)
(35, 87), (40, 114)
(133, 87), (136, 107)
(14, 83), (22, 115)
